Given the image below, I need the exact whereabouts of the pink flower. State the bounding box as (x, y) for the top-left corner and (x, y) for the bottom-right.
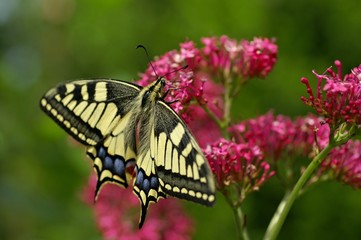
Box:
(230, 112), (328, 163)
(179, 41), (202, 69)
(230, 112), (295, 162)
(320, 140), (361, 189)
(204, 138), (274, 199)
(226, 112), (330, 193)
(292, 114), (330, 155)
(229, 112), (332, 189)
(82, 175), (194, 240)
(301, 60), (361, 127)
(201, 36), (278, 79)
(238, 37), (278, 79)
(201, 36), (239, 75)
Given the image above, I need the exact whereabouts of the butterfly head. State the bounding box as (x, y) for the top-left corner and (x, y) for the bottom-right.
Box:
(140, 77), (166, 108)
(156, 77), (166, 87)
(152, 77), (166, 95)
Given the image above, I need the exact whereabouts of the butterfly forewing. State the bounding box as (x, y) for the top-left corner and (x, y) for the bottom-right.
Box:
(152, 101), (216, 205)
(40, 79), (141, 145)
(40, 79), (141, 195)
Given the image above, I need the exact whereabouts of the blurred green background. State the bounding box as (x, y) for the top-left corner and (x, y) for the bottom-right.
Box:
(1, 0), (361, 239)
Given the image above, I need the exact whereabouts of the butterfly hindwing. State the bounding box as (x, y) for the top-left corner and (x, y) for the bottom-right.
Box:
(86, 107), (140, 198)
(153, 101), (216, 206)
(86, 135), (136, 199)
(132, 107), (167, 228)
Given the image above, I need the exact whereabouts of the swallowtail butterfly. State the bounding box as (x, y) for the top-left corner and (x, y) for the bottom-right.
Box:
(40, 54), (216, 228)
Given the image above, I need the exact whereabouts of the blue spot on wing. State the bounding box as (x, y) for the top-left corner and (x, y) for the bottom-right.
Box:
(150, 176), (159, 189)
(104, 156), (113, 169)
(136, 170), (144, 186)
(98, 146), (106, 159)
(89, 144), (132, 190)
(114, 158), (125, 176)
(135, 169), (160, 193)
(142, 179), (150, 194)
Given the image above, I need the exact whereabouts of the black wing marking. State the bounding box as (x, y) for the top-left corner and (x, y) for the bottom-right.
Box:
(40, 79), (141, 146)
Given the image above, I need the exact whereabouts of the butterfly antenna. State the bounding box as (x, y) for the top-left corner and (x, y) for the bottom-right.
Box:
(136, 44), (159, 79)
(160, 64), (189, 79)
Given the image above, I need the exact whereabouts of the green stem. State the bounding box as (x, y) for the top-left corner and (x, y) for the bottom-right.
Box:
(200, 71), (234, 139)
(233, 206), (250, 240)
(223, 189), (250, 240)
(222, 73), (232, 139)
(231, 76), (246, 97)
(263, 191), (290, 239)
(263, 143), (333, 240)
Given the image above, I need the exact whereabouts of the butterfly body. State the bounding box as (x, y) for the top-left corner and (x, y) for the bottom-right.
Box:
(40, 77), (215, 227)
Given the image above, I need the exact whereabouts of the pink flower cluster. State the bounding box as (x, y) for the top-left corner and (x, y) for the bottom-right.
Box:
(230, 112), (329, 163)
(301, 60), (361, 127)
(229, 111), (361, 189)
(227, 112), (334, 189)
(201, 36), (278, 79)
(204, 138), (274, 197)
(83, 175), (193, 240)
(320, 140), (361, 189)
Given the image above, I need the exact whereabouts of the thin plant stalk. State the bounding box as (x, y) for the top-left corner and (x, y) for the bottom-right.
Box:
(263, 143), (334, 240)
